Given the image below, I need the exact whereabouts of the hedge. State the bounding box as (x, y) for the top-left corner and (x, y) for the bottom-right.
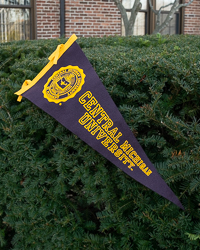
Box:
(0, 34), (200, 249)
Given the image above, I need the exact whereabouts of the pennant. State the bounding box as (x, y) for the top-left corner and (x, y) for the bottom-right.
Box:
(15, 34), (184, 210)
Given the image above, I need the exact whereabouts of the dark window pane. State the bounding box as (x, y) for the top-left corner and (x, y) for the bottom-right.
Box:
(0, 8), (30, 42)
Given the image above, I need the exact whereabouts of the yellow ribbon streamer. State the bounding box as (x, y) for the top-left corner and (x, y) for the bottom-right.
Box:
(48, 44), (64, 64)
(15, 34), (78, 102)
(17, 80), (32, 102)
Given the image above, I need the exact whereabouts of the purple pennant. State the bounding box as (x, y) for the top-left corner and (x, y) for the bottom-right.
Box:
(15, 36), (184, 210)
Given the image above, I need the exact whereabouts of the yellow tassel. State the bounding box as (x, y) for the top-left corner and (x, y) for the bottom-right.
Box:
(48, 44), (64, 64)
(16, 80), (32, 102)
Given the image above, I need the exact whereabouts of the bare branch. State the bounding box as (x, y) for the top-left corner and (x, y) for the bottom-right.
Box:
(113, 0), (129, 31)
(179, 0), (194, 9)
(160, 3), (174, 10)
(148, 0), (157, 14)
(128, 0), (142, 35)
(149, 0), (194, 34)
(113, 0), (142, 36)
(149, 0), (175, 14)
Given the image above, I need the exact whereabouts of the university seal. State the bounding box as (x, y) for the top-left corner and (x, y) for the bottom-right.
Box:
(43, 65), (85, 104)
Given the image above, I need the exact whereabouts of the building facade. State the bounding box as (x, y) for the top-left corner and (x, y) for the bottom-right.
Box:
(0, 0), (199, 42)
(37, 0), (121, 39)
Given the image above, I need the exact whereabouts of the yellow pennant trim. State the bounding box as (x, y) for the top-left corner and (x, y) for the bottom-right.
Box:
(15, 34), (78, 102)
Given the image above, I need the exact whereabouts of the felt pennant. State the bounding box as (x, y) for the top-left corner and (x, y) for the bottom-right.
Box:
(15, 34), (184, 210)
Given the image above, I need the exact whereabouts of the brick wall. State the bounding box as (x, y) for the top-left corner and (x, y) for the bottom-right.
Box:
(184, 0), (200, 35)
(36, 0), (121, 39)
(36, 0), (60, 39)
(35, 0), (200, 39)
(65, 0), (121, 37)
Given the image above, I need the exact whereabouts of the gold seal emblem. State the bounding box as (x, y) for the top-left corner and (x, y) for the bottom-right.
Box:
(43, 65), (85, 104)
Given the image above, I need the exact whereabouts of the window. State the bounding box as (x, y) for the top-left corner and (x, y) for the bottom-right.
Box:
(0, 0), (35, 42)
(121, 0), (183, 36)
(122, 0), (147, 36)
(156, 0), (181, 35)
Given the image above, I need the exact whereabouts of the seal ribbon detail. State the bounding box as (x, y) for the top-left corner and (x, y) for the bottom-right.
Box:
(43, 65), (86, 104)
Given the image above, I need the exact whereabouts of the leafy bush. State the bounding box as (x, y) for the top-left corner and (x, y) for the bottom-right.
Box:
(0, 35), (200, 249)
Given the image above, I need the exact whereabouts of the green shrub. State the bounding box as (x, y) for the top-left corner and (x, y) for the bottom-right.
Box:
(0, 35), (200, 249)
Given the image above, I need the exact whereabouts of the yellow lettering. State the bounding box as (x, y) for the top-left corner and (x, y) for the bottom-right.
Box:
(113, 132), (122, 143)
(107, 143), (118, 153)
(114, 149), (123, 158)
(142, 166), (150, 175)
(129, 150), (137, 160)
(127, 159), (135, 171)
(91, 126), (101, 135)
(137, 160), (143, 166)
(101, 136), (113, 147)
(78, 93), (151, 175)
(96, 129), (107, 140)
(139, 163), (146, 170)
(79, 91), (92, 104)
(97, 111), (109, 124)
(119, 153), (130, 164)
(125, 147), (134, 155)
(83, 96), (98, 111)
(84, 119), (98, 132)
(89, 104), (104, 118)
(132, 155), (141, 164)
(78, 112), (92, 125)
(128, 166), (134, 171)
(120, 140), (131, 152)
(108, 128), (122, 143)
(146, 169), (152, 176)
(101, 119), (113, 131)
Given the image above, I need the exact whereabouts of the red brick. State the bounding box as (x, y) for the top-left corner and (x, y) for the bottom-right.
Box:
(184, 0), (200, 35)
(36, 0), (200, 39)
(36, 0), (121, 39)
